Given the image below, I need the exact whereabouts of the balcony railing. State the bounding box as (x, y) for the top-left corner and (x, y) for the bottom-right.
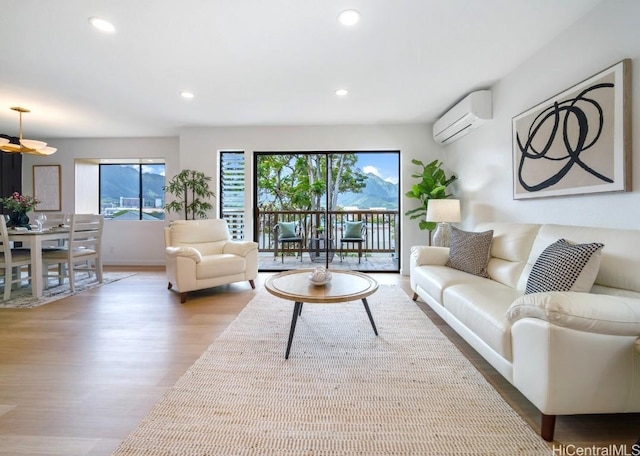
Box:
(255, 209), (399, 258)
(221, 210), (245, 240)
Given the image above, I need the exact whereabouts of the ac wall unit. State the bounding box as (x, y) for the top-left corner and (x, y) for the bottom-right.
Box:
(433, 90), (492, 145)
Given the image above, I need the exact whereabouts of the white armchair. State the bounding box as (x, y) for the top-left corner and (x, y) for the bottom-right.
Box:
(165, 219), (258, 303)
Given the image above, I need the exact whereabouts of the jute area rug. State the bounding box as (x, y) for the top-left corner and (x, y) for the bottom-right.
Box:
(113, 285), (552, 455)
(0, 272), (136, 309)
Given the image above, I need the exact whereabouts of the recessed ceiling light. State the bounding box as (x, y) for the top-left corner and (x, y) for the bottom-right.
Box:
(89, 17), (116, 33)
(180, 91), (195, 99)
(338, 9), (360, 26)
(335, 89), (349, 97)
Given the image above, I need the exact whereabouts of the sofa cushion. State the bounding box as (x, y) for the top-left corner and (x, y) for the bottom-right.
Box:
(412, 264), (489, 306)
(169, 220), (231, 256)
(278, 222), (297, 239)
(507, 291), (640, 336)
(446, 227), (493, 278)
(517, 224), (640, 294)
(525, 239), (604, 294)
(443, 281), (522, 360)
(476, 223), (541, 263)
(344, 221), (363, 238)
(196, 254), (246, 279)
(476, 223), (541, 289)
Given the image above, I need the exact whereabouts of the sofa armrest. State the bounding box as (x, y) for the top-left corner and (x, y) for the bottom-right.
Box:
(410, 245), (450, 267)
(165, 246), (203, 263)
(223, 241), (259, 257)
(507, 291), (640, 336)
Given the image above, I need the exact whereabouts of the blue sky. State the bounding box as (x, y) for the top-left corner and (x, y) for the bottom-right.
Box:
(355, 152), (399, 184)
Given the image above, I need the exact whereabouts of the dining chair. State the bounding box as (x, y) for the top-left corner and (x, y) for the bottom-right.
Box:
(35, 213), (70, 249)
(0, 216), (32, 300)
(41, 213), (69, 230)
(41, 214), (104, 292)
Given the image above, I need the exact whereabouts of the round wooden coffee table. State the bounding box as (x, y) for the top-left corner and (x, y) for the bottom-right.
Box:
(265, 269), (379, 358)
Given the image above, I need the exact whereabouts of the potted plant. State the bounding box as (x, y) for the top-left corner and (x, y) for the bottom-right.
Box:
(0, 192), (40, 229)
(163, 169), (215, 220)
(404, 159), (457, 234)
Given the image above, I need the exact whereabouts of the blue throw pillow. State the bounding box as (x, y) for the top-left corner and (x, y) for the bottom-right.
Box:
(278, 222), (297, 238)
(344, 221), (363, 238)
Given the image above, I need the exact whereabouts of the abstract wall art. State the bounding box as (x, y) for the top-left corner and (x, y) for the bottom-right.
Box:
(512, 59), (631, 199)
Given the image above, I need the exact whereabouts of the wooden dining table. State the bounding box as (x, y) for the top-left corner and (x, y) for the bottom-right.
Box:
(8, 227), (71, 298)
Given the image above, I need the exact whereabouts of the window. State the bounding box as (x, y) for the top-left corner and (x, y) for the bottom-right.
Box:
(99, 163), (165, 220)
(219, 151), (245, 239)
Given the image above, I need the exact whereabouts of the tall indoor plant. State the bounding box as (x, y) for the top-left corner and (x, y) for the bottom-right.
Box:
(404, 159), (457, 234)
(163, 169), (215, 220)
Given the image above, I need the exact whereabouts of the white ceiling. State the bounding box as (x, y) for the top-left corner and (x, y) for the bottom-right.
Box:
(0, 0), (604, 139)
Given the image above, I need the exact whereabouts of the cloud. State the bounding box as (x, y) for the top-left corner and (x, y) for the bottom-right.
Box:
(362, 165), (382, 178)
(362, 165), (398, 184)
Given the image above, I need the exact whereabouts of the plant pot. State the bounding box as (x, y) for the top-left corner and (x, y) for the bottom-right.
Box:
(8, 211), (31, 229)
(308, 237), (335, 263)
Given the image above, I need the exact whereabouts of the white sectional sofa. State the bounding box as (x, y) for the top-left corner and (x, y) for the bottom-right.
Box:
(410, 222), (640, 441)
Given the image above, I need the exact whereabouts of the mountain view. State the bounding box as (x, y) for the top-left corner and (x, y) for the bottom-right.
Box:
(99, 165), (165, 219)
(100, 166), (165, 204)
(337, 172), (399, 210)
(101, 162), (399, 215)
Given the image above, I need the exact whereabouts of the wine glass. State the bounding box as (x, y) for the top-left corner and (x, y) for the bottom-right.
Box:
(35, 213), (47, 231)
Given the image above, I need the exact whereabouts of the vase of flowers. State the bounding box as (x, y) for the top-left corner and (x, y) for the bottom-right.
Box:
(0, 192), (39, 229)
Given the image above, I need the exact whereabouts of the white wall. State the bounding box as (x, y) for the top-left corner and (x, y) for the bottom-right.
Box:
(179, 125), (434, 274)
(22, 127), (436, 272)
(443, 0), (640, 230)
(22, 137), (179, 266)
(20, 0), (638, 269)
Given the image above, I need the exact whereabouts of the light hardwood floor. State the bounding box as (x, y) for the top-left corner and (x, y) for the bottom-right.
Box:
(0, 267), (638, 455)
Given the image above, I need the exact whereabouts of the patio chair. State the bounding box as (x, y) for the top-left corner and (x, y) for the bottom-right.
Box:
(339, 220), (366, 263)
(274, 221), (304, 263)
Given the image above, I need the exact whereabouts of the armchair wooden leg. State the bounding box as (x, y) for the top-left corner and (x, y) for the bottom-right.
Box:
(180, 292), (187, 304)
(412, 292), (418, 301)
(249, 279), (255, 289)
(540, 413), (556, 442)
(168, 282), (173, 290)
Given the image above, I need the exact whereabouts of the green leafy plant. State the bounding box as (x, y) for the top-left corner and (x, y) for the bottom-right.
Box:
(0, 192), (39, 213)
(404, 159), (457, 232)
(163, 169), (215, 220)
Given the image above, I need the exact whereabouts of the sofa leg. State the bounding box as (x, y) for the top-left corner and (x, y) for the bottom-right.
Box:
(168, 282), (173, 290)
(412, 292), (418, 301)
(249, 279), (255, 289)
(180, 292), (187, 304)
(541, 413), (556, 442)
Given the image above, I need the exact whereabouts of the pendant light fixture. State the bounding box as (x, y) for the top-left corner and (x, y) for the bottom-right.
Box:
(0, 107), (57, 156)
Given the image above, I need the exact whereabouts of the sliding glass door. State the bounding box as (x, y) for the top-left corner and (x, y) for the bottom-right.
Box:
(254, 151), (400, 273)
